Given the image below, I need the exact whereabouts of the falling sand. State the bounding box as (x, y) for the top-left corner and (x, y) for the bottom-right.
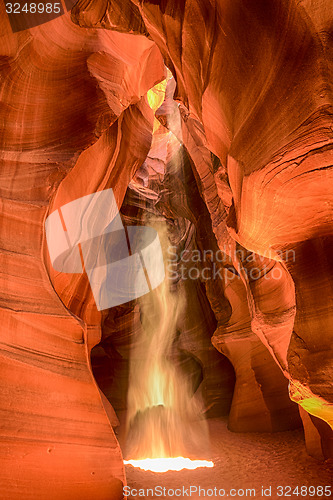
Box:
(124, 224), (211, 470)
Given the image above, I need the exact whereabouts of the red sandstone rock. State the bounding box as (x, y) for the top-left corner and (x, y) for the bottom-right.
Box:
(1, 5), (333, 499)
(94, 0), (333, 452)
(0, 5), (165, 498)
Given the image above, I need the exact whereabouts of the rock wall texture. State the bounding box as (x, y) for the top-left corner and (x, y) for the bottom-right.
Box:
(0, 6), (164, 498)
(71, 0), (333, 456)
(0, 0), (333, 497)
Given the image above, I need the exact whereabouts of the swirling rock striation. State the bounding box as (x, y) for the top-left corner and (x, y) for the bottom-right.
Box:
(73, 0), (333, 456)
(0, 6), (164, 498)
(1, 5), (333, 500)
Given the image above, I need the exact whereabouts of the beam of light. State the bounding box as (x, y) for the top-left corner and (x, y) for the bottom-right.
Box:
(124, 457), (214, 473)
(126, 77), (211, 466)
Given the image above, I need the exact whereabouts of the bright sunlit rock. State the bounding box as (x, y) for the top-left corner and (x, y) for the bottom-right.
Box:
(124, 457), (214, 473)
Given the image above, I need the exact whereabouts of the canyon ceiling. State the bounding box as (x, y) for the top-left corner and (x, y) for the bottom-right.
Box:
(0, 0), (332, 498)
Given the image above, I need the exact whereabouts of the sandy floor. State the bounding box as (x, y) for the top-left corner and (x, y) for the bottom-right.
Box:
(122, 417), (333, 500)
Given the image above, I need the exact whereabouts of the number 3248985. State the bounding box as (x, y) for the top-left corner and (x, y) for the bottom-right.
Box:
(6, 3), (61, 14)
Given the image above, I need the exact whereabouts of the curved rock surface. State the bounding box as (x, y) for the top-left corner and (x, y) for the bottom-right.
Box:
(0, 6), (164, 498)
(1, 1), (333, 497)
(71, 0), (333, 455)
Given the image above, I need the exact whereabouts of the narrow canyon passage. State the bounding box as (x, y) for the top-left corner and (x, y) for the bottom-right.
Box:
(1, 1), (333, 499)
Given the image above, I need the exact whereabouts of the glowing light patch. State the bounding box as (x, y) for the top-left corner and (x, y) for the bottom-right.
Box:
(289, 380), (333, 430)
(124, 457), (214, 473)
(147, 80), (167, 112)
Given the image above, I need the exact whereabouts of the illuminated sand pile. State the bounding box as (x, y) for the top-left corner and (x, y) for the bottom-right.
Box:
(124, 457), (214, 473)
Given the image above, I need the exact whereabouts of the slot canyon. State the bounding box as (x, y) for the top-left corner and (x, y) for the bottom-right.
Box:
(0, 0), (333, 499)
